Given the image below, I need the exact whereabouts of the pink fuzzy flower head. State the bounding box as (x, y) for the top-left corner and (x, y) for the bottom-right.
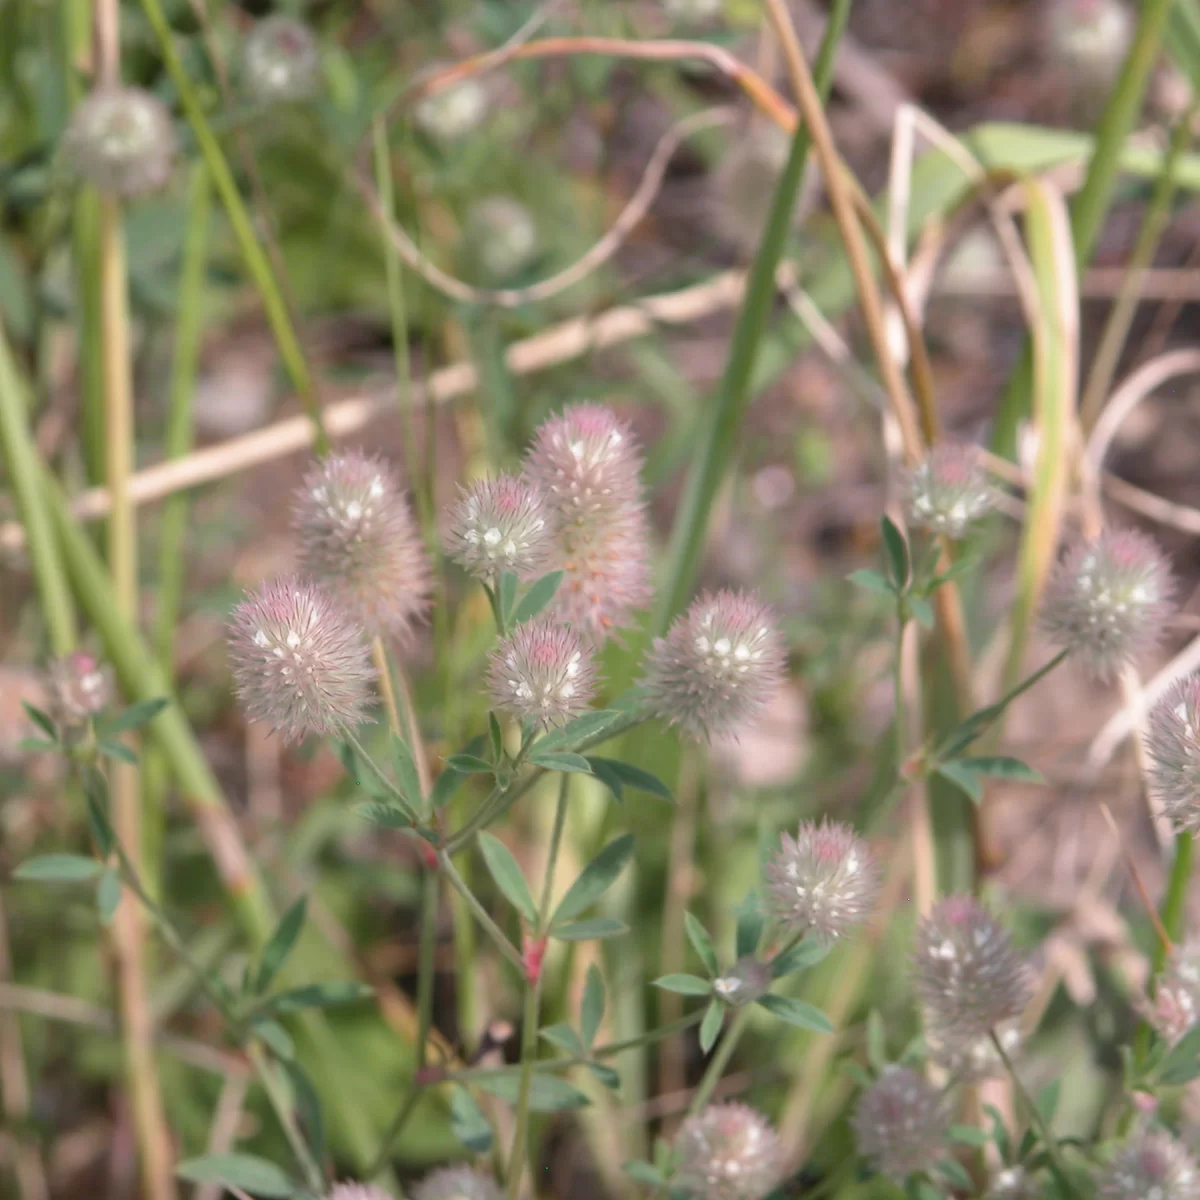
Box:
(64, 87), (176, 198)
(852, 1066), (949, 1182)
(903, 444), (993, 538)
(410, 1166), (503, 1200)
(47, 651), (113, 728)
(673, 1103), (782, 1200)
(914, 896), (1030, 1048)
(1145, 941), (1200, 1046)
(486, 619), (597, 728)
(927, 1020), (1021, 1082)
(243, 16), (321, 104)
(292, 452), (431, 640)
(1146, 675), (1200, 835)
(523, 404), (651, 642)
(1096, 1130), (1200, 1200)
(327, 1186), (393, 1200)
(445, 474), (556, 581)
(227, 576), (374, 743)
(763, 819), (879, 943)
(1040, 529), (1174, 680)
(644, 590), (784, 741)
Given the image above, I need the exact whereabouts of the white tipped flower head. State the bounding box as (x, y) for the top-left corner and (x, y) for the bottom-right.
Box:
(644, 590), (784, 741)
(1096, 1129), (1200, 1200)
(1147, 676), (1200, 835)
(927, 1019), (1021, 1082)
(1048, 0), (1132, 80)
(243, 16), (321, 104)
(63, 87), (176, 198)
(904, 444), (993, 538)
(486, 619), (597, 728)
(852, 1066), (949, 1182)
(1145, 941), (1200, 1045)
(411, 1166), (503, 1200)
(292, 451), (431, 640)
(466, 197), (539, 282)
(46, 651), (113, 728)
(445, 475), (556, 581)
(523, 404), (652, 642)
(673, 1103), (782, 1200)
(913, 896), (1031, 1049)
(1040, 529), (1174, 680)
(227, 576), (374, 743)
(416, 74), (488, 142)
(763, 819), (880, 943)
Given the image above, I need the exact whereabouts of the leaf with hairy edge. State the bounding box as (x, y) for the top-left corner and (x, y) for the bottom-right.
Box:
(550, 834), (635, 927)
(447, 754), (494, 774)
(585, 757), (672, 802)
(536, 710), (623, 753)
(478, 832), (538, 924)
(354, 803), (412, 829)
(652, 974), (712, 997)
(685, 912), (718, 977)
(735, 890), (763, 958)
(551, 918), (628, 942)
(390, 734), (422, 807)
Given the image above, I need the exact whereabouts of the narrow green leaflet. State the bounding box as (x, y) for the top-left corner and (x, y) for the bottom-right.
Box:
(478, 832), (538, 924)
(652, 974), (712, 996)
(551, 918), (628, 942)
(176, 1154), (295, 1198)
(250, 1018), (295, 1060)
(700, 999), (724, 1053)
(14, 854), (102, 883)
(527, 751), (593, 775)
(685, 912), (718, 977)
(354, 802), (413, 829)
(254, 896), (308, 994)
(735, 890), (764, 958)
(21, 701), (57, 741)
(955, 756), (1044, 784)
(550, 834), (635, 928)
(623, 1161), (665, 1187)
(98, 696), (170, 736)
(98, 739), (138, 765)
(282, 1058), (327, 1169)
(587, 1062), (620, 1089)
(585, 757), (672, 802)
(540, 1023), (585, 1056)
(499, 571), (519, 624)
(488, 712), (504, 761)
(446, 753), (494, 774)
(513, 569), (564, 625)
(429, 764), (468, 811)
(96, 868), (121, 925)
(476, 1072), (591, 1111)
(450, 1085), (493, 1152)
(880, 515), (909, 589)
(756, 993), (834, 1033)
(261, 981), (374, 1014)
(536, 709), (623, 753)
(770, 938), (829, 978)
(390, 734), (422, 807)
(935, 761), (984, 805)
(1160, 1024), (1200, 1084)
(847, 568), (895, 597)
(948, 1124), (992, 1147)
(581, 964), (605, 1048)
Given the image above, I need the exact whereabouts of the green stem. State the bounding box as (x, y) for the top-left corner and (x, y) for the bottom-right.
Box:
(135, 0), (328, 451)
(367, 1087), (424, 1180)
(342, 730), (422, 824)
(437, 850), (525, 976)
(688, 1006), (752, 1116)
(1156, 833), (1194, 976)
(415, 867), (439, 1070)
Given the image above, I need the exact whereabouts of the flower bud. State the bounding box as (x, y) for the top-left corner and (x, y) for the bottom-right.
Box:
(852, 1066), (949, 1182)
(763, 819), (879, 943)
(1040, 529), (1174, 680)
(292, 451), (431, 641)
(465, 197), (539, 282)
(416, 75), (488, 142)
(227, 576), (374, 743)
(63, 87), (176, 198)
(644, 590), (784, 741)
(903, 444), (993, 538)
(1146, 675), (1200, 835)
(1096, 1129), (1200, 1200)
(913, 895), (1030, 1048)
(47, 651), (113, 728)
(673, 1103), (782, 1200)
(486, 619), (597, 728)
(523, 404), (651, 642)
(445, 474), (556, 581)
(411, 1167), (503, 1200)
(243, 16), (321, 104)
(1144, 941), (1200, 1046)
(712, 956), (770, 1008)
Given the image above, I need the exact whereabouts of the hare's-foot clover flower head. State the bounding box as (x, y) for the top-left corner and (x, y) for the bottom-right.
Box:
(327, 1186), (393, 1200)
(927, 1020), (1021, 1082)
(673, 1103), (782, 1200)
(764, 819), (879, 943)
(644, 590), (784, 741)
(523, 404), (651, 642)
(47, 652), (112, 728)
(914, 895), (1030, 1048)
(292, 451), (431, 640)
(415, 74), (488, 142)
(1147, 676), (1200, 835)
(1040, 529), (1174, 680)
(712, 956), (771, 1008)
(903, 444), (993, 538)
(1048, 0), (1132, 77)
(63, 87), (175, 198)
(466, 197), (539, 282)
(411, 1166), (503, 1200)
(1145, 941), (1200, 1045)
(227, 576), (374, 743)
(852, 1066), (948, 1182)
(1096, 1129), (1200, 1200)
(487, 619), (597, 728)
(243, 16), (321, 104)
(445, 474), (556, 581)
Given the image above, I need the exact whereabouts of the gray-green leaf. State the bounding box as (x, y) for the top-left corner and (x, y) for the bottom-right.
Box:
(550, 834), (635, 927)
(478, 832), (538, 924)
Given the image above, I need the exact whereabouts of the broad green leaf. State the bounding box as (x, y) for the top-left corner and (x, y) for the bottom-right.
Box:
(700, 999), (724, 1053)
(528, 751), (593, 775)
(450, 1085), (492, 1152)
(552, 918), (628, 942)
(735, 890), (763, 958)
(536, 709), (624, 753)
(254, 897), (308, 994)
(585, 757), (672, 802)
(581, 964), (605, 1047)
(847, 568), (895, 597)
(476, 1072), (591, 1111)
(540, 1023), (584, 1056)
(478, 832), (538, 924)
(429, 765), (468, 811)
(390, 734), (422, 806)
(586, 756), (625, 801)
(756, 992), (833, 1033)
(935, 761), (984, 805)
(446, 753), (494, 774)
(685, 912), (718, 977)
(354, 802), (413, 829)
(262, 981), (374, 1013)
(652, 974), (712, 997)
(880, 515), (909, 588)
(770, 938), (829, 978)
(176, 1153), (294, 1198)
(96, 868), (121, 925)
(99, 696), (170, 735)
(513, 570), (564, 625)
(250, 1017), (295, 1060)
(550, 834), (635, 927)
(14, 854), (102, 883)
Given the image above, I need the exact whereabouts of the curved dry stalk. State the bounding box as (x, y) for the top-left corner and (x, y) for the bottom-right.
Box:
(1102, 473), (1200, 536)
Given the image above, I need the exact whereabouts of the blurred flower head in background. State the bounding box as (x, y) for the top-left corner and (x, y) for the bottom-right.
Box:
(63, 87), (176, 198)
(242, 16), (322, 104)
(1147, 675), (1200, 834)
(673, 1102), (782, 1200)
(852, 1066), (948, 1182)
(465, 197), (539, 281)
(903, 444), (993, 538)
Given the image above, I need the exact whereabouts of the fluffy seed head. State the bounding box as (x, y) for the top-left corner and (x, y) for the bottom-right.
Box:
(644, 590), (784, 741)
(486, 619), (597, 728)
(903, 444), (993, 538)
(243, 16), (321, 104)
(466, 197), (539, 281)
(1146, 676), (1200, 835)
(46, 652), (113, 728)
(763, 819), (880, 943)
(411, 1167), (503, 1200)
(445, 475), (556, 581)
(712, 956), (771, 1008)
(63, 87), (175, 198)
(227, 576), (374, 743)
(1040, 529), (1174, 680)
(673, 1103), (782, 1200)
(1145, 941), (1200, 1045)
(416, 76), (488, 141)
(1096, 1130), (1200, 1200)
(292, 452), (431, 640)
(327, 1186), (392, 1200)
(852, 1066), (949, 1182)
(523, 404), (652, 642)
(913, 896), (1031, 1047)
